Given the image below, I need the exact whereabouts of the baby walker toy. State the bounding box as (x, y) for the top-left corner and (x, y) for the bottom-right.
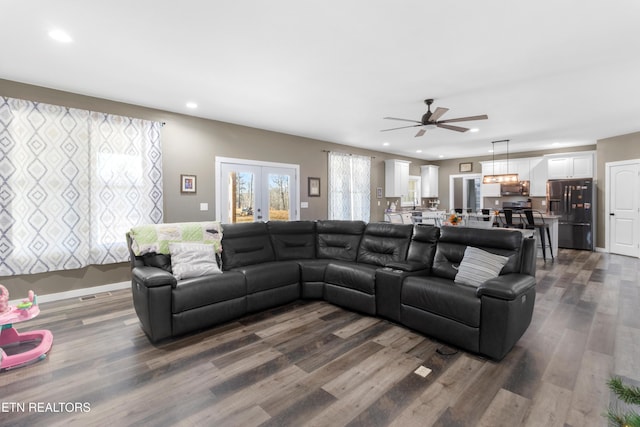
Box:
(0, 285), (53, 371)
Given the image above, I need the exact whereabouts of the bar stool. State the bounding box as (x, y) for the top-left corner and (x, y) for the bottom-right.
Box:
(501, 208), (524, 229)
(524, 209), (554, 261)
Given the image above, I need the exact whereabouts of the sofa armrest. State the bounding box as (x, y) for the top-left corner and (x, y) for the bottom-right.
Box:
(384, 261), (430, 273)
(476, 273), (536, 301)
(132, 266), (177, 288)
(375, 266), (429, 323)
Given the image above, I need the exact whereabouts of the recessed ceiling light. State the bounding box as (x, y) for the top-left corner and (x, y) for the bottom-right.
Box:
(552, 142), (560, 146)
(382, 142), (390, 146)
(438, 154), (444, 158)
(469, 128), (479, 133)
(416, 149), (422, 153)
(488, 149), (494, 153)
(49, 29), (72, 43)
(186, 102), (198, 109)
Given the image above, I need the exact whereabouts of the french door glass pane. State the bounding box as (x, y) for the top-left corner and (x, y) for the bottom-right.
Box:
(229, 171), (256, 223)
(268, 173), (290, 221)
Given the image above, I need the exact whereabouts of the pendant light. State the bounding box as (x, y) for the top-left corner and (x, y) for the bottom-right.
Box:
(482, 139), (519, 184)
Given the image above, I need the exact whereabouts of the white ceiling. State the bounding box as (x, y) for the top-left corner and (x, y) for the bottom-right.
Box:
(2, 1), (640, 160)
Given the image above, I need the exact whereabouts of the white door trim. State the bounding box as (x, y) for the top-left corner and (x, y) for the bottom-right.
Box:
(605, 158), (640, 256)
(215, 157), (300, 222)
(449, 173), (482, 211)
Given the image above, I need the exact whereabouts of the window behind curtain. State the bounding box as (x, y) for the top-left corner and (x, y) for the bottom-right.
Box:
(328, 152), (371, 221)
(0, 97), (163, 275)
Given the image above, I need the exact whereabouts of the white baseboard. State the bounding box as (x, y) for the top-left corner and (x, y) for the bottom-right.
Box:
(9, 281), (130, 306)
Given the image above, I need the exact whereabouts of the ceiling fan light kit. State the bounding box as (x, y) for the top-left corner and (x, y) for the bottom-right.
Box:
(381, 99), (488, 137)
(482, 139), (520, 184)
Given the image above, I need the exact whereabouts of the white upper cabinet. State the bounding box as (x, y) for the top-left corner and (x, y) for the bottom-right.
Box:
(546, 152), (594, 179)
(385, 159), (411, 197)
(512, 159), (531, 181)
(420, 165), (439, 198)
(480, 161), (502, 197)
(480, 157), (547, 197)
(481, 160), (507, 176)
(529, 157), (547, 197)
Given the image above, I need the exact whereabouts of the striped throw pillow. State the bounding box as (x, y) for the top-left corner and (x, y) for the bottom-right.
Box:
(454, 246), (508, 287)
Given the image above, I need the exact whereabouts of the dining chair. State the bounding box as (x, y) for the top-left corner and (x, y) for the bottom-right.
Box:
(501, 208), (524, 229)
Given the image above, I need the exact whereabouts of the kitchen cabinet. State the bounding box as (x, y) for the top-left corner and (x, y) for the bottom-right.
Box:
(481, 159), (527, 178)
(546, 152), (594, 179)
(480, 161), (505, 197)
(385, 159), (411, 197)
(512, 159), (530, 180)
(481, 160), (507, 176)
(529, 157), (547, 197)
(481, 158), (539, 197)
(420, 165), (439, 198)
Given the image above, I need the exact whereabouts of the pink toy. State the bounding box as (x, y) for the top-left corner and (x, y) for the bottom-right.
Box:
(0, 289), (53, 371)
(0, 285), (9, 314)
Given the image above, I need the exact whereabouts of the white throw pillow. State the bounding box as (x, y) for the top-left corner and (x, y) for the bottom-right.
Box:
(454, 246), (508, 287)
(169, 242), (222, 280)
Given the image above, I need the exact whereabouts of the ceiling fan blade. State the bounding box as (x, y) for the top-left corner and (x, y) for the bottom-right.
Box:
(380, 124), (422, 132)
(437, 123), (469, 132)
(383, 116), (421, 124)
(428, 107), (449, 122)
(438, 114), (488, 124)
(415, 129), (426, 137)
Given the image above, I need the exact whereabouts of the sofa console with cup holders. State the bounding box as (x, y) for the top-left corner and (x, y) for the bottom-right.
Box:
(127, 220), (537, 360)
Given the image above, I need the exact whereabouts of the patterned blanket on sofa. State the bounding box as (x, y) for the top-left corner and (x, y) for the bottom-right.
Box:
(129, 222), (223, 256)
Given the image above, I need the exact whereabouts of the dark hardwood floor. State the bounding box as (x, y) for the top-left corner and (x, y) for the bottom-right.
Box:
(1, 249), (638, 426)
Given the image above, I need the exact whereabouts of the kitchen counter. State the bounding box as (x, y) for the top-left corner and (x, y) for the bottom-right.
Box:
(494, 212), (558, 260)
(386, 210), (558, 260)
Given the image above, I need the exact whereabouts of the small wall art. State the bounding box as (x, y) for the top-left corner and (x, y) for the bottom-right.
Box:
(308, 177), (320, 197)
(459, 162), (473, 173)
(180, 174), (197, 194)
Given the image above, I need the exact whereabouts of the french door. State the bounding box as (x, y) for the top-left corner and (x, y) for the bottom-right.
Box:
(216, 158), (299, 224)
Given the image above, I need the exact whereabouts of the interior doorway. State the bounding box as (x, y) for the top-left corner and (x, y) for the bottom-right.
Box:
(606, 159), (640, 257)
(449, 173), (482, 212)
(215, 157), (300, 224)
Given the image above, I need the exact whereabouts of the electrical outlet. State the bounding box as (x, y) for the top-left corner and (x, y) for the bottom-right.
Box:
(541, 200), (546, 206)
(200, 203), (208, 211)
(495, 200), (499, 205)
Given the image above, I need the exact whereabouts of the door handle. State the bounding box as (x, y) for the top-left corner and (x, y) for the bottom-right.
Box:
(609, 213), (615, 216)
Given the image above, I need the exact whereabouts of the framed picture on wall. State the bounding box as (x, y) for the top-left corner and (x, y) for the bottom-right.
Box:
(308, 177), (321, 197)
(180, 174), (197, 193)
(459, 162), (473, 173)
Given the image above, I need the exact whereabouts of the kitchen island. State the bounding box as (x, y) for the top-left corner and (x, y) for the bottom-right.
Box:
(387, 209), (558, 260)
(495, 212), (559, 260)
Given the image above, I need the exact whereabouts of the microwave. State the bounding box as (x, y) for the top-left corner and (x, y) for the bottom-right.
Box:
(500, 181), (529, 196)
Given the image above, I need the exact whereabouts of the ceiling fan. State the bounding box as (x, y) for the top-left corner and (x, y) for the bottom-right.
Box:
(381, 99), (488, 137)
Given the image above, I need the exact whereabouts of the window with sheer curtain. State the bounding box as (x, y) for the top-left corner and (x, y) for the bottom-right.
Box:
(0, 96), (163, 275)
(328, 151), (371, 221)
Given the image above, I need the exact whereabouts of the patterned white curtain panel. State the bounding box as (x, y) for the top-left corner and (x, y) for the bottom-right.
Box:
(0, 97), (163, 275)
(328, 151), (371, 222)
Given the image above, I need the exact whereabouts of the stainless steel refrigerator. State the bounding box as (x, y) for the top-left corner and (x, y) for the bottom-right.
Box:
(546, 179), (594, 250)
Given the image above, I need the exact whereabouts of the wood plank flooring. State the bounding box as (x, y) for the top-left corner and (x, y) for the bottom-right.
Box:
(1, 249), (638, 426)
